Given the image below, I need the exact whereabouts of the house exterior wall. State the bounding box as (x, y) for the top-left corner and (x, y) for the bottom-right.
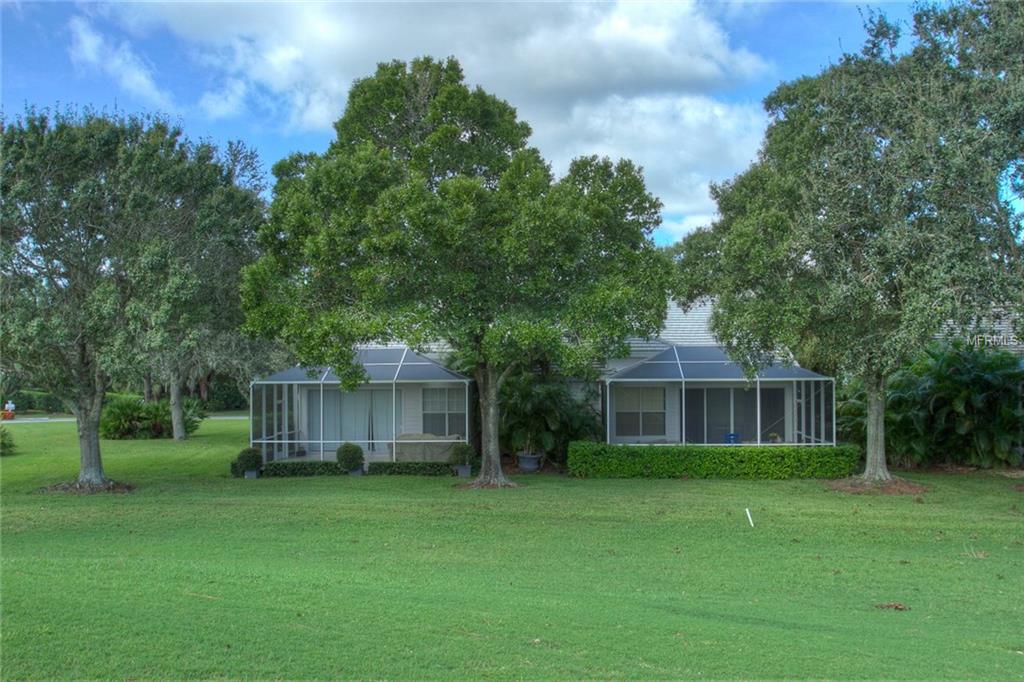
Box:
(607, 382), (681, 444)
(606, 381), (815, 445)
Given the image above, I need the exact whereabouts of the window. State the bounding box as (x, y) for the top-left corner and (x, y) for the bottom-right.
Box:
(422, 387), (467, 437)
(615, 387), (665, 437)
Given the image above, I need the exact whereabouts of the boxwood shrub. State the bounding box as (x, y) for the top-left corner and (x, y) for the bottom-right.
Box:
(367, 461), (452, 476)
(230, 448), (264, 478)
(262, 461), (346, 477)
(567, 441), (861, 479)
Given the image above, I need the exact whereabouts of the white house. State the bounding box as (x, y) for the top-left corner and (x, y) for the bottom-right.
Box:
(249, 300), (836, 463)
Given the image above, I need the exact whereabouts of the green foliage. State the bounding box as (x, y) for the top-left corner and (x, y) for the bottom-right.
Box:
(242, 56), (672, 482)
(99, 398), (205, 440)
(447, 442), (479, 466)
(500, 371), (601, 464)
(0, 425), (14, 456)
(568, 441), (862, 479)
(262, 461), (345, 477)
(839, 344), (1024, 467)
(671, 4), (1024, 479)
(230, 447), (264, 477)
(336, 443), (365, 471)
(2, 390), (65, 414)
(203, 376), (249, 411)
(367, 462), (451, 476)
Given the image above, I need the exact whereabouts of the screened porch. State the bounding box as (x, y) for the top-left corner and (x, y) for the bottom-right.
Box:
(605, 346), (835, 446)
(250, 347), (472, 465)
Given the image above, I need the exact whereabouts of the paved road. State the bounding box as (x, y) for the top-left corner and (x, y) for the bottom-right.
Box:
(3, 415), (248, 425)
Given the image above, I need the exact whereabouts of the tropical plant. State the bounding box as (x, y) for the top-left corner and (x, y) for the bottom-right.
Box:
(336, 443), (365, 471)
(500, 372), (602, 466)
(838, 343), (1024, 468)
(99, 398), (206, 440)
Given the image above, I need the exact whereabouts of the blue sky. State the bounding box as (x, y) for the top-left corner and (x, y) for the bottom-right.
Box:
(2, 1), (918, 245)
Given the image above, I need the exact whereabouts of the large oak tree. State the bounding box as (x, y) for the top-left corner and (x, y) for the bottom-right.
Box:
(243, 57), (671, 486)
(1, 111), (191, 485)
(673, 2), (1023, 481)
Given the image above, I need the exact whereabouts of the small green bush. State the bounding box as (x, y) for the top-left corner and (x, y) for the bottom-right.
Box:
(567, 442), (861, 479)
(336, 443), (364, 471)
(230, 447), (264, 477)
(367, 462), (452, 476)
(447, 442), (479, 466)
(263, 461), (346, 477)
(0, 426), (15, 457)
(100, 397), (205, 439)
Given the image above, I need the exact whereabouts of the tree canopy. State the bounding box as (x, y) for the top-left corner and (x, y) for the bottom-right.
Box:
(672, 1), (1023, 481)
(243, 57), (672, 486)
(1, 109), (270, 483)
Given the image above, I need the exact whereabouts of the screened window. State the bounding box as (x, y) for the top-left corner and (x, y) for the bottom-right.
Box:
(615, 387), (666, 437)
(422, 387), (467, 437)
(759, 388), (786, 442)
(684, 388), (705, 444)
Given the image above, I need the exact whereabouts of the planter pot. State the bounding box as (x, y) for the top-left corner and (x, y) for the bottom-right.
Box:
(516, 452), (542, 473)
(453, 463), (472, 478)
(349, 467), (364, 476)
(244, 469), (260, 479)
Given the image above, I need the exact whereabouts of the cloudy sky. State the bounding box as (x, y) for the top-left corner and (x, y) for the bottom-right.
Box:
(2, 1), (914, 245)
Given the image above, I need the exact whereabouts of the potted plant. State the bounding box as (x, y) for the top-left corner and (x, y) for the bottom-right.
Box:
(233, 447), (263, 479)
(501, 375), (561, 473)
(448, 442), (478, 477)
(337, 442), (365, 476)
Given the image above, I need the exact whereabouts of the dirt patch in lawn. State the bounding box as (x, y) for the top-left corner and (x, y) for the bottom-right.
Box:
(874, 602), (910, 611)
(1013, 484), (1024, 493)
(827, 477), (930, 495)
(39, 480), (135, 494)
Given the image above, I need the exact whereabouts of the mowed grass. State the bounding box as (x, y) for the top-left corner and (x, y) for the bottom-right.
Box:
(1, 420), (1022, 680)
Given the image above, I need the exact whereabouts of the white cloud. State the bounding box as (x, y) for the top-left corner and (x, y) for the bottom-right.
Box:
(89, 1), (772, 243)
(662, 214), (717, 242)
(198, 78), (247, 120)
(67, 16), (172, 110)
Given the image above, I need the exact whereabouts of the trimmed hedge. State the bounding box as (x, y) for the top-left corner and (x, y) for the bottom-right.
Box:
(567, 441), (861, 479)
(367, 462), (452, 476)
(262, 461), (346, 477)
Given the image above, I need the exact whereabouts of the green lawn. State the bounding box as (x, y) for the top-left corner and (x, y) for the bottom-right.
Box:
(2, 420), (1022, 679)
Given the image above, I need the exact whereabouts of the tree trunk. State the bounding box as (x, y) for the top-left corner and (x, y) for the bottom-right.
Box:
(169, 376), (187, 441)
(73, 388), (107, 486)
(471, 363), (515, 488)
(198, 374), (210, 401)
(861, 373), (892, 482)
(143, 374), (153, 402)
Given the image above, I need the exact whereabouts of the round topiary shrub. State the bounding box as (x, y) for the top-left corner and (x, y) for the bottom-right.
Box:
(336, 442), (364, 472)
(231, 447), (264, 477)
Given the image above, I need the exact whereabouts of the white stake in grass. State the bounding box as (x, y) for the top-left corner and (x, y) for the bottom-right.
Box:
(745, 508), (754, 528)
